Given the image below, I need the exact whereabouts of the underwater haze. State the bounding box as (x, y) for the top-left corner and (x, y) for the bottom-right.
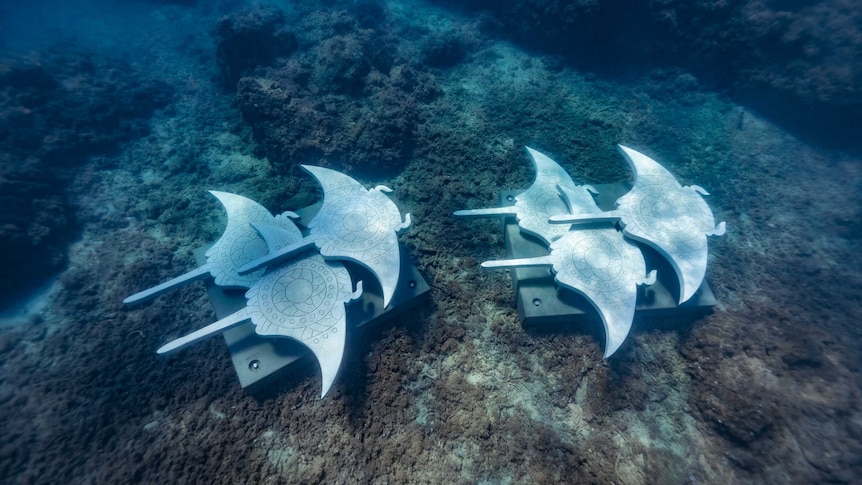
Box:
(1, 0), (861, 483)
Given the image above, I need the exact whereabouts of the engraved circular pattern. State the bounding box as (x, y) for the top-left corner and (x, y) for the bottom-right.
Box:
(620, 185), (711, 248)
(343, 211), (370, 232)
(585, 246), (611, 268)
(561, 234), (626, 293)
(313, 193), (399, 252)
(284, 279), (314, 303)
(252, 259), (344, 339)
(518, 188), (571, 241)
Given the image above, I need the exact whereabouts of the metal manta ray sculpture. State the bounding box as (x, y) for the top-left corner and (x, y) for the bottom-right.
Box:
(454, 147), (599, 246)
(124, 177), (420, 396)
(551, 145), (726, 304)
(156, 249), (362, 398)
(123, 191), (302, 305)
(481, 184), (656, 358)
(239, 165), (411, 309)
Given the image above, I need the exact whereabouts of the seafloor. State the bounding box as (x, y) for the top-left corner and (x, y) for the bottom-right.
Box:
(1, 1), (861, 483)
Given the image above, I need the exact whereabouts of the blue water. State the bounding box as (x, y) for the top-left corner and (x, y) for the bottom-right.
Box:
(1, 1), (860, 483)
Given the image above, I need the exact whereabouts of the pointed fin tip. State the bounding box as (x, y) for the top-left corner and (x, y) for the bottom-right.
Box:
(301, 164), (331, 177)
(317, 354), (341, 399)
(207, 189), (235, 204)
(381, 284), (394, 309)
(616, 144), (639, 157)
(600, 313), (627, 358)
(524, 146), (554, 166)
(601, 326), (627, 359)
(208, 190), (239, 212)
(616, 144), (639, 165)
(301, 164), (366, 193)
(320, 382), (333, 399)
(300, 164), (329, 183)
(616, 144), (678, 186)
(678, 271), (703, 304)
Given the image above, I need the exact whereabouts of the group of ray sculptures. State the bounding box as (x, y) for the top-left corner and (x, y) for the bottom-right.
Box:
(455, 145), (725, 357)
(124, 165), (411, 397)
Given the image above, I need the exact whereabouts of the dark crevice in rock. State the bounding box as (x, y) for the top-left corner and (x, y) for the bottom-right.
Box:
(0, 53), (173, 309)
(429, 0), (862, 152)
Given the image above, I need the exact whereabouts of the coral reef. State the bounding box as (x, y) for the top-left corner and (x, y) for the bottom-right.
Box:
(434, 0), (862, 148)
(0, 54), (171, 308)
(214, 4), (297, 91)
(0, 0), (860, 483)
(230, 6), (444, 175)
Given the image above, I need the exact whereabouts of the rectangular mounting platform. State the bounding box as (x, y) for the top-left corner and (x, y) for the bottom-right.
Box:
(195, 202), (428, 391)
(500, 185), (717, 327)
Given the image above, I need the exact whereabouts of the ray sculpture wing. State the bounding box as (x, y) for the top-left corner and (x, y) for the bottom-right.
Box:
(123, 191), (301, 305)
(551, 145), (725, 304)
(239, 166), (410, 309)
